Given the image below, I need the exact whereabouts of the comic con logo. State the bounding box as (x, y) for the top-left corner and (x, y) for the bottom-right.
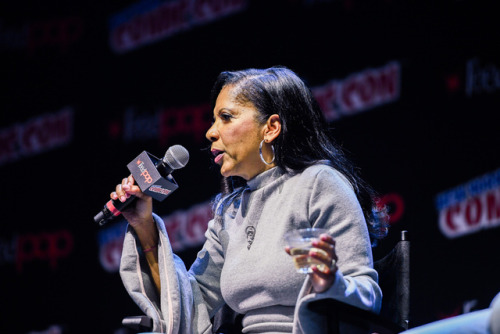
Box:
(149, 185), (171, 196)
(436, 169), (500, 238)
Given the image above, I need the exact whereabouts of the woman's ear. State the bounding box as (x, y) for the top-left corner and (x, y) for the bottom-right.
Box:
(264, 114), (281, 143)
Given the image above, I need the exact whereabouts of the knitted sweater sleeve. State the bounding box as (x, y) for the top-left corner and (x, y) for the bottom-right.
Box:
(119, 213), (213, 334)
(293, 167), (382, 334)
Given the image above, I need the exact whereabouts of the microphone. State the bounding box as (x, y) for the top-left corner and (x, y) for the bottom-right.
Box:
(94, 145), (190, 226)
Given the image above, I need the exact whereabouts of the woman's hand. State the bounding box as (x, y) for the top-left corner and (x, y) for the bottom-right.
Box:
(110, 175), (153, 229)
(308, 234), (337, 293)
(285, 233), (338, 293)
(112, 175), (160, 292)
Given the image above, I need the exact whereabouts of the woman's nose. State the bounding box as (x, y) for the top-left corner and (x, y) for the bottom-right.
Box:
(206, 124), (218, 142)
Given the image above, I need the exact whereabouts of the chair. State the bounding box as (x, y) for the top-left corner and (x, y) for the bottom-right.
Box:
(376, 230), (410, 330)
(122, 315), (153, 332)
(212, 304), (243, 334)
(306, 230), (410, 334)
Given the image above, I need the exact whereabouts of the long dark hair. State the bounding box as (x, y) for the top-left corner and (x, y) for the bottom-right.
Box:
(210, 66), (388, 243)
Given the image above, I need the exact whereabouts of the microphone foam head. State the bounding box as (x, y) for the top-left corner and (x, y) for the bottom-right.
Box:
(163, 145), (190, 170)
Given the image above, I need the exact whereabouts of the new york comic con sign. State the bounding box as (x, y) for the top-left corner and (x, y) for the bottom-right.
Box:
(436, 168), (500, 238)
(109, 0), (248, 53)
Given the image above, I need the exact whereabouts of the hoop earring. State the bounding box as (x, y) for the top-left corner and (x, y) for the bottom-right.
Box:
(259, 139), (275, 166)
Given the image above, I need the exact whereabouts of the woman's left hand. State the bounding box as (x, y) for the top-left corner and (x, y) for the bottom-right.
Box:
(308, 234), (338, 293)
(285, 233), (338, 293)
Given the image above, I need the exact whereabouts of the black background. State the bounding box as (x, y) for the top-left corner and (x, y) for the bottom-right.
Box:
(1, 1), (499, 333)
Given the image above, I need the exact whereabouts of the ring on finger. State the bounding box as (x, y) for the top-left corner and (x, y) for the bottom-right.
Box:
(329, 259), (337, 271)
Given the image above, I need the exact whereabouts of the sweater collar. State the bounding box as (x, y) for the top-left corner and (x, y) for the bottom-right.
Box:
(247, 166), (287, 191)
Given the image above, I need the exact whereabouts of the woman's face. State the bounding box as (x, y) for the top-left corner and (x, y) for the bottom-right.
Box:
(206, 85), (271, 180)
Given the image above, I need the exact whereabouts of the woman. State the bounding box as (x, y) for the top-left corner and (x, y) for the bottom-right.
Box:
(114, 67), (388, 333)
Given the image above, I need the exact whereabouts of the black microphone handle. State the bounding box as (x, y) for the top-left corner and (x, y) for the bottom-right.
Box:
(94, 195), (138, 226)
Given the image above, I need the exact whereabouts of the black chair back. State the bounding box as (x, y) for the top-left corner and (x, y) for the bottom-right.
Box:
(305, 229), (410, 334)
(375, 230), (410, 330)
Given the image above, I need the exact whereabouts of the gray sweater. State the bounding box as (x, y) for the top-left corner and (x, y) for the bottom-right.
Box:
(120, 164), (382, 334)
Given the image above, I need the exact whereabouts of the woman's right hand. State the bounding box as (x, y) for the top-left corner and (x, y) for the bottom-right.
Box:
(113, 175), (161, 292)
(110, 175), (153, 229)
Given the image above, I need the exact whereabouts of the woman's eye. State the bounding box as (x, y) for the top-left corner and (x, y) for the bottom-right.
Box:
(220, 113), (232, 121)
